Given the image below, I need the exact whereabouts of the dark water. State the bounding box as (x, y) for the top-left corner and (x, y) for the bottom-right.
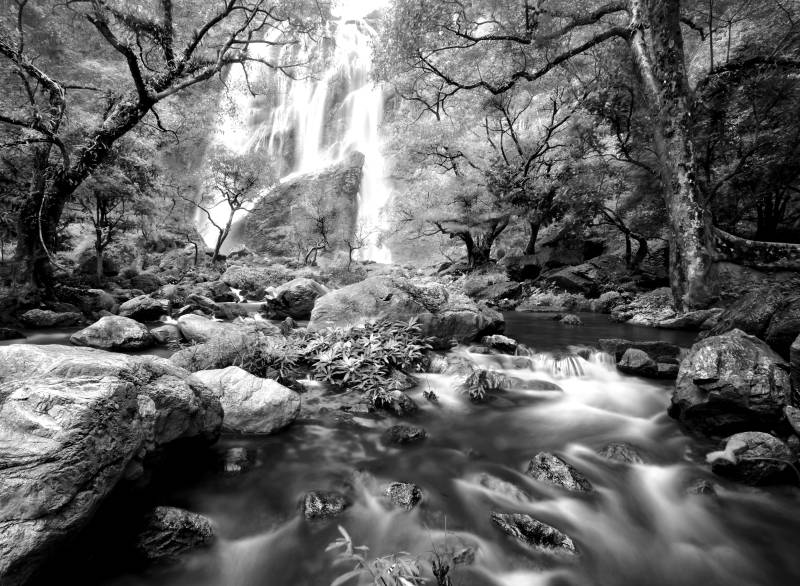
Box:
(28, 313), (800, 586)
(503, 311), (698, 352)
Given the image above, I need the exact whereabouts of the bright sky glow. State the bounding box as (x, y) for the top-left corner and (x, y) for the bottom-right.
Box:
(331, 0), (389, 20)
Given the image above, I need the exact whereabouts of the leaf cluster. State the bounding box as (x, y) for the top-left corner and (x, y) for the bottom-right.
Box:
(327, 525), (425, 586)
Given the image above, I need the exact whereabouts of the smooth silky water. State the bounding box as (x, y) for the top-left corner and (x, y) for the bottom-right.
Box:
(47, 312), (799, 586)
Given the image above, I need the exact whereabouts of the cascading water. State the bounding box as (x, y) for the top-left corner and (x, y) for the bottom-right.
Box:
(40, 313), (800, 585)
(200, 1), (392, 262)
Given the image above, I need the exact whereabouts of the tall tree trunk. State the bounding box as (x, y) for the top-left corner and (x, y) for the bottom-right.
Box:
(95, 245), (104, 286)
(632, 236), (649, 270)
(524, 219), (541, 255)
(628, 0), (715, 310)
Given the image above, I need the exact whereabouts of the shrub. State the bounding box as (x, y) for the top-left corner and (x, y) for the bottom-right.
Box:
(302, 318), (432, 406)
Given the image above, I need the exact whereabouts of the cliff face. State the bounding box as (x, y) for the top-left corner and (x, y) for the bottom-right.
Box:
(238, 151), (364, 258)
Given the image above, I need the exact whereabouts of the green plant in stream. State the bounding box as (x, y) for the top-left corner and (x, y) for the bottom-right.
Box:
(233, 333), (303, 386)
(302, 318), (432, 406)
(327, 525), (425, 586)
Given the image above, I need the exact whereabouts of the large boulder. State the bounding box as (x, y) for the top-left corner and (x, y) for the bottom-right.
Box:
(136, 506), (216, 561)
(175, 314), (278, 345)
(308, 276), (503, 349)
(221, 264), (295, 300)
(704, 289), (800, 357)
(118, 295), (170, 322)
(241, 152), (363, 257)
(707, 432), (794, 485)
(610, 287), (677, 326)
(462, 273), (522, 303)
(0, 344), (222, 586)
(191, 366), (300, 434)
(69, 316), (154, 351)
(765, 296), (800, 358)
(541, 255), (628, 298)
(20, 309), (82, 328)
(264, 278), (329, 320)
(669, 330), (791, 436)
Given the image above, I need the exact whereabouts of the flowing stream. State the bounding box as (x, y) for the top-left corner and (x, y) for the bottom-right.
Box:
(50, 313), (800, 586)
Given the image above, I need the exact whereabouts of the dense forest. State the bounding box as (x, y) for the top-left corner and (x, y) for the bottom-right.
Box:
(2, 1), (800, 586)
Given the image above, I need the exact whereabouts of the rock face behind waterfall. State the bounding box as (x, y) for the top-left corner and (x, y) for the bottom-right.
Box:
(308, 276), (504, 348)
(669, 329), (791, 436)
(241, 152), (364, 256)
(0, 345), (222, 586)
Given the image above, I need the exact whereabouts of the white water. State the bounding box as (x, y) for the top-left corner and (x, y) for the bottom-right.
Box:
(200, 1), (392, 262)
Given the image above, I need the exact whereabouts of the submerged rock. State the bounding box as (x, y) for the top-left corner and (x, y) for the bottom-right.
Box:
(374, 389), (418, 416)
(0, 344), (222, 586)
(382, 425), (427, 445)
(223, 447), (251, 475)
(136, 506), (216, 562)
(686, 479), (718, 496)
(460, 369), (520, 402)
(670, 329), (791, 436)
(301, 490), (349, 520)
(598, 442), (645, 464)
(707, 431), (794, 485)
(481, 334), (518, 354)
(560, 314), (583, 326)
(191, 366), (300, 434)
(525, 452), (593, 492)
(69, 315), (154, 351)
(616, 348), (657, 377)
(477, 473), (530, 503)
(0, 327), (25, 340)
(308, 275), (503, 349)
(384, 482), (422, 511)
(490, 513), (576, 554)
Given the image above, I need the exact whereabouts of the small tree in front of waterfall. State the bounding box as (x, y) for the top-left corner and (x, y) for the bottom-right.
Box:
(187, 148), (269, 262)
(342, 223), (372, 270)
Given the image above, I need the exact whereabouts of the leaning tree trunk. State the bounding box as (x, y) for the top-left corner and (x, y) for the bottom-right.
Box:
(628, 0), (715, 310)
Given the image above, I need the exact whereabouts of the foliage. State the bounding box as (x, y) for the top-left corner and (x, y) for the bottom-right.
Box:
(303, 318), (432, 405)
(175, 318), (432, 407)
(327, 525), (425, 586)
(232, 333), (303, 386)
(517, 287), (593, 312)
(460, 368), (512, 403)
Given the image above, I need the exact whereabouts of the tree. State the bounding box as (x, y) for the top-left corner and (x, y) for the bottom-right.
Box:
(378, 0), (800, 309)
(71, 166), (135, 284)
(0, 0), (325, 298)
(188, 148), (267, 262)
(342, 223), (371, 269)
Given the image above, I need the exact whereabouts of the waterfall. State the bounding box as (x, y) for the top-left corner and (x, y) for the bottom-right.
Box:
(202, 1), (392, 263)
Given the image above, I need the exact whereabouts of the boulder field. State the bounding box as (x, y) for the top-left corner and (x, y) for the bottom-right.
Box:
(0, 344), (222, 586)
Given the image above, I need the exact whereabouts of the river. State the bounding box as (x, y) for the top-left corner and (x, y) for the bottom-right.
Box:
(25, 312), (800, 586)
